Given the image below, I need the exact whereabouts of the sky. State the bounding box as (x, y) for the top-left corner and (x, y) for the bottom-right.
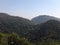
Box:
(0, 0), (60, 19)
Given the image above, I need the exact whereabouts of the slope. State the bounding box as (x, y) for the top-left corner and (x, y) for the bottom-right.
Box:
(32, 15), (60, 24)
(0, 13), (34, 36)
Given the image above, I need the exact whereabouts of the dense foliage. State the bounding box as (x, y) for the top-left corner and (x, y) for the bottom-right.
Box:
(0, 33), (34, 45)
(0, 33), (60, 45)
(0, 13), (60, 45)
(0, 13), (34, 37)
(26, 20), (60, 45)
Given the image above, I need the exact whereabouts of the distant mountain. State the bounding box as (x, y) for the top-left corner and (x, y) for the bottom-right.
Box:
(0, 13), (34, 36)
(32, 15), (60, 24)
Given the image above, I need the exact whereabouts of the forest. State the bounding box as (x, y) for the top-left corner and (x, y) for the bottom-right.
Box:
(0, 13), (60, 45)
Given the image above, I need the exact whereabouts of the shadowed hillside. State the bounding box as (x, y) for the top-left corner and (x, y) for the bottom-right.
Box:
(0, 13), (34, 37)
(28, 20), (60, 42)
(0, 13), (60, 45)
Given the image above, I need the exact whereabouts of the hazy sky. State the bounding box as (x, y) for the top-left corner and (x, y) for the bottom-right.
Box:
(0, 0), (60, 19)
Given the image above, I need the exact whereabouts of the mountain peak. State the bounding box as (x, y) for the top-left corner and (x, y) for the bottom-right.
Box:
(32, 15), (59, 24)
(37, 15), (53, 17)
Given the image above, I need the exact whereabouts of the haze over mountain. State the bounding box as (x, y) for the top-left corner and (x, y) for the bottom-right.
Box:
(32, 15), (60, 24)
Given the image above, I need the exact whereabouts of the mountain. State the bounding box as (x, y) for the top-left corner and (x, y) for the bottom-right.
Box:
(29, 20), (60, 42)
(32, 15), (60, 24)
(0, 13), (60, 45)
(0, 13), (34, 36)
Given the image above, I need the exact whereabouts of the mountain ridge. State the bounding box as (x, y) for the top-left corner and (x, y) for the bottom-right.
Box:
(0, 13), (60, 45)
(31, 15), (60, 24)
(0, 13), (34, 37)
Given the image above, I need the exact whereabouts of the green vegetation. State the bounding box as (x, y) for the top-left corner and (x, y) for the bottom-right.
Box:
(0, 13), (34, 37)
(26, 20), (60, 45)
(0, 13), (60, 45)
(0, 33), (33, 45)
(0, 33), (60, 45)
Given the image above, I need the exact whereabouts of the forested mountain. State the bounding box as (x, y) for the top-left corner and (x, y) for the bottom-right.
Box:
(0, 13), (60, 45)
(0, 13), (34, 36)
(32, 15), (60, 24)
(28, 20), (60, 42)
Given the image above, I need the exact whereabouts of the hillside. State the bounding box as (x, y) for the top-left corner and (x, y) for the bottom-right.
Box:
(32, 15), (60, 24)
(28, 20), (60, 42)
(0, 13), (34, 36)
(0, 13), (60, 45)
